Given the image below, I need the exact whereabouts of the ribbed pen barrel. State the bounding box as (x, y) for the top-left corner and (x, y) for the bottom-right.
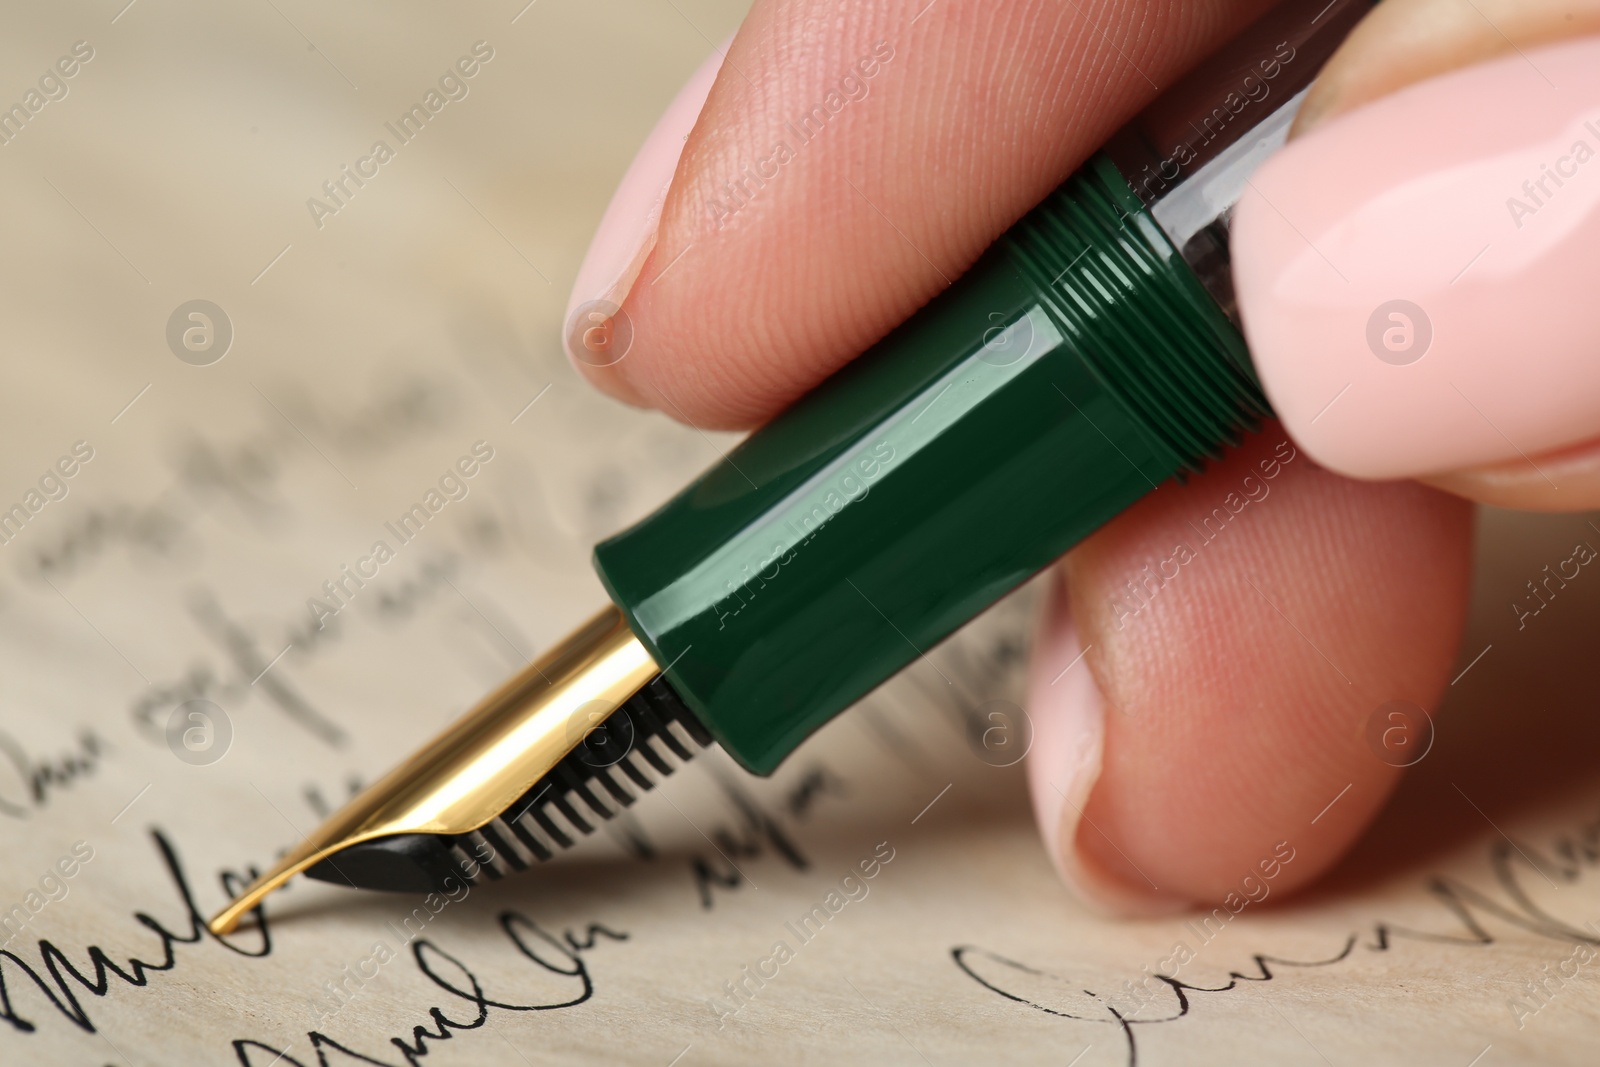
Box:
(1011, 155), (1268, 468)
(594, 152), (1270, 775)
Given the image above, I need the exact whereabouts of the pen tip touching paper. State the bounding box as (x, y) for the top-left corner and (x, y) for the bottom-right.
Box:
(206, 607), (717, 928)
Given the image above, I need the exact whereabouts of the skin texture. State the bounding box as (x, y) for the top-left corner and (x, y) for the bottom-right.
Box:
(1062, 430), (1471, 904)
(575, 0), (1278, 426)
(1294, 0), (1600, 137)
(566, 0), (1592, 910)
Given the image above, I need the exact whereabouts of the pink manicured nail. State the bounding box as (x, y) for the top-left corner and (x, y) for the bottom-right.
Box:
(1233, 36), (1600, 481)
(1026, 574), (1188, 917)
(564, 42), (726, 369)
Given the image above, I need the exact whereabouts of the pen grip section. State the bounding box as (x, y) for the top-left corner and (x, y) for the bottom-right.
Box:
(594, 154), (1267, 775)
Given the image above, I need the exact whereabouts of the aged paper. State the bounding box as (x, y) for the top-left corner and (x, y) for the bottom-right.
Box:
(1, 3), (1599, 1065)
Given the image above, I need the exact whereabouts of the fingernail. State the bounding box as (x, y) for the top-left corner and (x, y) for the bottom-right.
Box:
(1026, 572), (1189, 917)
(564, 41), (727, 370)
(1233, 36), (1600, 481)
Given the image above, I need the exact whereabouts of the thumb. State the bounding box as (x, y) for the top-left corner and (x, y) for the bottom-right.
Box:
(1232, 0), (1600, 509)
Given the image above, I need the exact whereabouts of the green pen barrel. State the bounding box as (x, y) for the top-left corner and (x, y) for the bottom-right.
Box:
(593, 153), (1269, 774)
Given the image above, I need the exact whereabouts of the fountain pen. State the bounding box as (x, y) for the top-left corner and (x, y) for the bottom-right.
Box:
(210, 0), (1369, 934)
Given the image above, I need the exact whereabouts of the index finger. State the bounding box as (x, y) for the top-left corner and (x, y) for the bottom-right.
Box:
(565, 0), (1278, 429)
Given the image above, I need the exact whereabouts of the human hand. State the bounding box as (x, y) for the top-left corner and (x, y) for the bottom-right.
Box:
(562, 0), (1600, 914)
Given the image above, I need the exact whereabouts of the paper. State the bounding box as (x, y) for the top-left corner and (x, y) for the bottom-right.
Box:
(3, 3), (1600, 1064)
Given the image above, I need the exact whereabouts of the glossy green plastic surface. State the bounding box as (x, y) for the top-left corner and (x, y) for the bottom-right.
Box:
(593, 154), (1268, 774)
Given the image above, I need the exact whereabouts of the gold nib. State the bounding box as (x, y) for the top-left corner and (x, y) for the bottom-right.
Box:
(208, 605), (659, 935)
